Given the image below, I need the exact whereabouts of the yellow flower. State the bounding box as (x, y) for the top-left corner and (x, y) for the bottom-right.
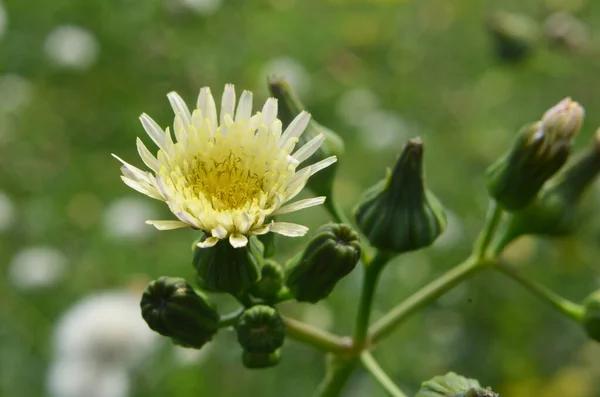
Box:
(113, 85), (337, 248)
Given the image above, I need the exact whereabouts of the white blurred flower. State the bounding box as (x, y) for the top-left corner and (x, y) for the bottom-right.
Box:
(44, 25), (99, 70)
(181, 0), (222, 14)
(172, 344), (212, 366)
(0, 74), (33, 113)
(53, 291), (157, 367)
(0, 191), (15, 231)
(102, 197), (157, 241)
(8, 246), (68, 290)
(336, 88), (379, 126)
(47, 359), (129, 397)
(358, 110), (411, 151)
(260, 57), (310, 98)
(0, 2), (7, 39)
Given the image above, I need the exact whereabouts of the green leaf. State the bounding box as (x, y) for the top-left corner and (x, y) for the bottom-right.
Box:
(416, 372), (498, 397)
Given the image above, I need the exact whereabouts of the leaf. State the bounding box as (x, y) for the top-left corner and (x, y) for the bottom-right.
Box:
(416, 372), (499, 397)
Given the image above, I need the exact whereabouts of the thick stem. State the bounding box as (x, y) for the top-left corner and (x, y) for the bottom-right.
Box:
(494, 260), (585, 322)
(314, 357), (357, 397)
(473, 200), (504, 258)
(361, 352), (408, 397)
(354, 252), (393, 345)
(324, 196), (353, 226)
(283, 316), (350, 354)
(370, 256), (489, 344)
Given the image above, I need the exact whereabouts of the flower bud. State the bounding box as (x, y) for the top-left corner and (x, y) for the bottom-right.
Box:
(416, 372), (498, 397)
(487, 11), (539, 63)
(241, 350), (281, 369)
(495, 129), (600, 246)
(268, 77), (344, 197)
(285, 223), (361, 303)
(140, 277), (219, 349)
(353, 138), (447, 253)
(193, 233), (264, 295)
(236, 305), (285, 354)
(485, 98), (584, 211)
(545, 12), (589, 53)
(250, 259), (285, 302)
(583, 290), (600, 342)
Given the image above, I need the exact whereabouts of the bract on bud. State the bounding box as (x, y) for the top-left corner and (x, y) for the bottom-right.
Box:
(354, 138), (446, 253)
(583, 290), (600, 342)
(268, 77), (344, 197)
(285, 223), (361, 303)
(140, 277), (219, 349)
(487, 11), (539, 63)
(495, 129), (600, 246)
(250, 259), (285, 302)
(416, 372), (498, 397)
(193, 233), (264, 295)
(236, 305), (285, 354)
(485, 98), (584, 211)
(242, 350), (281, 369)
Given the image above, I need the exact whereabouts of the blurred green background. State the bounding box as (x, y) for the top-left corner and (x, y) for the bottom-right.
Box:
(2, 0), (600, 396)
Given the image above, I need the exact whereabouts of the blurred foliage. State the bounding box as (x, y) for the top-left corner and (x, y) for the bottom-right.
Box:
(2, 0), (600, 396)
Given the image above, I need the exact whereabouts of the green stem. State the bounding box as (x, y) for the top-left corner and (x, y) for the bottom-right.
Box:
(361, 352), (408, 397)
(494, 260), (585, 322)
(282, 316), (350, 354)
(218, 309), (243, 328)
(474, 200), (504, 258)
(370, 256), (489, 344)
(315, 358), (357, 397)
(354, 252), (393, 345)
(324, 197), (353, 225)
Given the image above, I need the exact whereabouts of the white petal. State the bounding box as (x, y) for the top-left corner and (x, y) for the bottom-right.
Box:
(292, 133), (325, 164)
(272, 197), (326, 216)
(220, 84), (236, 124)
(308, 156), (337, 178)
(235, 90), (253, 122)
(229, 234), (249, 248)
(173, 114), (188, 144)
(197, 237), (219, 248)
(120, 177), (164, 200)
(164, 127), (176, 158)
(249, 222), (273, 235)
(145, 220), (189, 230)
(140, 114), (166, 152)
(136, 138), (160, 172)
(234, 211), (253, 234)
(167, 92), (192, 126)
(197, 87), (218, 131)
(211, 225), (228, 239)
(175, 210), (202, 229)
(262, 98), (278, 126)
(271, 222), (308, 237)
(280, 111), (310, 147)
(112, 154), (150, 183)
(284, 167), (311, 201)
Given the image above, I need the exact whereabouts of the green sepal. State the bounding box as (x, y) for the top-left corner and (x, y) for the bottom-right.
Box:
(250, 259), (285, 302)
(235, 305), (286, 354)
(193, 233), (264, 295)
(416, 372), (498, 397)
(354, 138), (446, 253)
(241, 349), (281, 369)
(140, 277), (219, 349)
(285, 223), (361, 303)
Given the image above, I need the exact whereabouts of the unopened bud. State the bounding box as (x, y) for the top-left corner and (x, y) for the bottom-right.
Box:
(417, 372), (498, 397)
(485, 98), (584, 211)
(242, 350), (281, 369)
(250, 259), (285, 302)
(285, 223), (361, 303)
(193, 233), (264, 295)
(236, 305), (285, 354)
(268, 77), (344, 197)
(140, 277), (219, 349)
(354, 138), (447, 253)
(583, 290), (600, 343)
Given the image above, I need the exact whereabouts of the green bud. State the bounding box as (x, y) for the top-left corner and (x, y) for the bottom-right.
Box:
(235, 305), (285, 354)
(583, 290), (600, 342)
(268, 77), (344, 197)
(496, 129), (600, 245)
(487, 11), (539, 63)
(241, 350), (281, 369)
(140, 277), (219, 349)
(416, 372), (498, 397)
(486, 98), (584, 211)
(250, 259), (285, 302)
(353, 138), (447, 253)
(285, 223), (361, 303)
(258, 230), (277, 258)
(193, 233), (264, 295)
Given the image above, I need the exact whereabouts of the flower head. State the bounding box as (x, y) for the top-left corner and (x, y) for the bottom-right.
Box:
(113, 85), (336, 248)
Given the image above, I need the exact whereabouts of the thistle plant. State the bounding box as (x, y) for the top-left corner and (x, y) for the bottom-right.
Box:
(113, 78), (600, 397)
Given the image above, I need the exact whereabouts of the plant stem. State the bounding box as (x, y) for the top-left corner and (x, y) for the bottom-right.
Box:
(282, 316), (351, 354)
(369, 256), (490, 344)
(473, 200), (504, 258)
(314, 358), (357, 397)
(218, 308), (243, 328)
(361, 351), (408, 397)
(324, 197), (353, 225)
(354, 252), (393, 345)
(494, 260), (585, 323)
